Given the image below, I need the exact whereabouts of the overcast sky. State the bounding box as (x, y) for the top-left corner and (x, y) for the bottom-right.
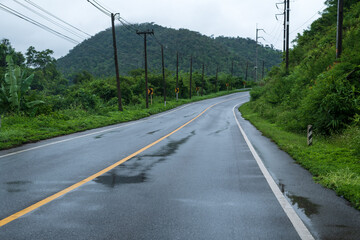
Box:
(0, 0), (327, 59)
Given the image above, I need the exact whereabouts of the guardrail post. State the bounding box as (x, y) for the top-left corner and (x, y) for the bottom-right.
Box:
(307, 125), (313, 146)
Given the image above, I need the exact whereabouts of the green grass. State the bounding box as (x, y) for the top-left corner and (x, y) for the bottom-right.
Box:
(239, 102), (360, 210)
(0, 90), (245, 150)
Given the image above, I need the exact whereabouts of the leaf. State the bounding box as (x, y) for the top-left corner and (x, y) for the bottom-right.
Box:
(26, 100), (45, 108)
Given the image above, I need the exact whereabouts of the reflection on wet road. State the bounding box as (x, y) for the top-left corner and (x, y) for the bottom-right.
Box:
(95, 132), (195, 187)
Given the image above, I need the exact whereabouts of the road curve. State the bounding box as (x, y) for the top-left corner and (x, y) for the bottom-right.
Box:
(0, 92), (359, 240)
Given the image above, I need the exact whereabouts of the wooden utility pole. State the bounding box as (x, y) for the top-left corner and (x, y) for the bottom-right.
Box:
(189, 55), (193, 99)
(245, 61), (248, 81)
(111, 13), (123, 111)
(215, 66), (218, 92)
(285, 0), (290, 72)
(201, 63), (205, 96)
(336, 0), (344, 59)
(161, 45), (166, 106)
(231, 60), (234, 76)
(136, 29), (154, 108)
(176, 52), (179, 100)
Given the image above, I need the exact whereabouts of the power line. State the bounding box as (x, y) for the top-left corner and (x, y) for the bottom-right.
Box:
(0, 3), (79, 44)
(24, 0), (91, 38)
(13, 0), (86, 40)
(290, 6), (326, 35)
(87, 0), (111, 17)
(92, 0), (112, 14)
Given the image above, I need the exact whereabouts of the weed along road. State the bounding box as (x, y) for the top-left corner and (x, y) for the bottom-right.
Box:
(0, 92), (359, 240)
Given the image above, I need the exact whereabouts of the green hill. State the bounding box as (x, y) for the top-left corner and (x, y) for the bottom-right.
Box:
(57, 23), (281, 79)
(249, 0), (360, 134)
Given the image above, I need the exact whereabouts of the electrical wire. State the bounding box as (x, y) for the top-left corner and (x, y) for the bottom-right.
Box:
(0, 3), (79, 44)
(87, 0), (111, 17)
(92, 0), (112, 15)
(290, 5), (326, 35)
(24, 0), (91, 37)
(13, 0), (86, 40)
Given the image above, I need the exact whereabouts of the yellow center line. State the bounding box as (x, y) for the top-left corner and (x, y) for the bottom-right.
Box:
(0, 95), (245, 227)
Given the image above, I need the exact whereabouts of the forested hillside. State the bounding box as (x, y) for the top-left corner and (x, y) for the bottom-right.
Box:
(57, 23), (281, 79)
(250, 0), (360, 135)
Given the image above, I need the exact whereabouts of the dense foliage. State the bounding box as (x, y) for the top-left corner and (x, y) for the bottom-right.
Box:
(57, 23), (281, 80)
(249, 0), (360, 138)
(0, 35), (254, 140)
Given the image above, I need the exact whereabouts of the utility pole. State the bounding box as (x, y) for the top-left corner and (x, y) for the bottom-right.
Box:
(136, 29), (154, 109)
(201, 63), (205, 96)
(336, 0), (344, 59)
(283, 0), (286, 58)
(245, 61), (248, 81)
(189, 55), (193, 99)
(176, 51), (179, 100)
(231, 60), (234, 76)
(286, 0), (290, 72)
(256, 25), (265, 82)
(262, 60), (265, 79)
(215, 65), (218, 92)
(161, 45), (166, 106)
(111, 13), (123, 111)
(276, 1), (286, 61)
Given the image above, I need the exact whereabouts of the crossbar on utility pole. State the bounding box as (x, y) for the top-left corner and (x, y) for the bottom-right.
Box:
(111, 13), (123, 111)
(136, 29), (154, 109)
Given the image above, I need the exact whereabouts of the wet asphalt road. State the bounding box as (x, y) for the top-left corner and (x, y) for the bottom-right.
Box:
(0, 92), (360, 240)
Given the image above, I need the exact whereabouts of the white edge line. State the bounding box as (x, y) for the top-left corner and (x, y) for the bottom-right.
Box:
(232, 104), (315, 240)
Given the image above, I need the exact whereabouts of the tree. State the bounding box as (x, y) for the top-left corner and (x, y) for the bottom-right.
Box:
(0, 56), (43, 128)
(25, 46), (55, 69)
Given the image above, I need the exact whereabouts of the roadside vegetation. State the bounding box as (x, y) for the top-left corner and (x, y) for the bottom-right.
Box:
(0, 39), (251, 150)
(239, 0), (360, 210)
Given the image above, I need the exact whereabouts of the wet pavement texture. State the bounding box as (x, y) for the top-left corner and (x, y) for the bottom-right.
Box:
(0, 92), (359, 239)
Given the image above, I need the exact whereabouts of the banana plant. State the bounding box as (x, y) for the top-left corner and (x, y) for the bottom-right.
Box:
(0, 55), (43, 128)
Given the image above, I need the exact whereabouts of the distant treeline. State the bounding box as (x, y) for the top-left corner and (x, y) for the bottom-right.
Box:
(56, 23), (281, 79)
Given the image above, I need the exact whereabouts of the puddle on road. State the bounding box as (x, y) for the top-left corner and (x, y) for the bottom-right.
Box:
(278, 181), (320, 218)
(209, 121), (230, 135)
(5, 180), (32, 193)
(142, 131), (195, 158)
(147, 129), (161, 135)
(94, 131), (116, 139)
(94, 172), (147, 187)
(287, 193), (320, 217)
(184, 113), (197, 118)
(94, 131), (195, 187)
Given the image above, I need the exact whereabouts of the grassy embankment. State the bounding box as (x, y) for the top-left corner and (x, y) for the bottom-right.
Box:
(0, 90), (245, 150)
(239, 102), (360, 210)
